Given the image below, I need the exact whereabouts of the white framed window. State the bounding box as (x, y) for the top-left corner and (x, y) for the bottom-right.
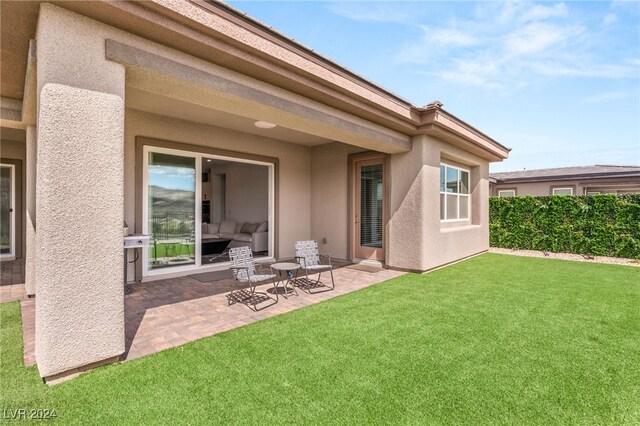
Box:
(440, 163), (470, 221)
(552, 187), (573, 196)
(498, 190), (515, 198)
(586, 191), (601, 195)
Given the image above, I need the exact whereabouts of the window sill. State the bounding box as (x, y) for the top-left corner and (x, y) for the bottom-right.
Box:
(440, 224), (482, 233)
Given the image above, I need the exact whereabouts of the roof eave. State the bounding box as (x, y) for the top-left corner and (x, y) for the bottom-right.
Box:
(417, 107), (510, 162)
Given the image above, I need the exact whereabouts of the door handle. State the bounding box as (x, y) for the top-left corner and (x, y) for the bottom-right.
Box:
(8, 209), (13, 213)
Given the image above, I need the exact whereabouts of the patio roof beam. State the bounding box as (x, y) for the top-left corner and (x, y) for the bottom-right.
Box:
(106, 40), (411, 154)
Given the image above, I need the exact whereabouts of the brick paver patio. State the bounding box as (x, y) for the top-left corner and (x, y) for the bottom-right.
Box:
(16, 261), (404, 368)
(0, 259), (26, 303)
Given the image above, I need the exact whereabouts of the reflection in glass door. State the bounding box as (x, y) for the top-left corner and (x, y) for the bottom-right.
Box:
(354, 158), (385, 261)
(147, 152), (196, 271)
(0, 164), (15, 259)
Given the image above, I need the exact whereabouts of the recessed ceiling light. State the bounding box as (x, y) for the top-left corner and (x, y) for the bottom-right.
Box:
(206, 159), (212, 162)
(254, 120), (276, 129)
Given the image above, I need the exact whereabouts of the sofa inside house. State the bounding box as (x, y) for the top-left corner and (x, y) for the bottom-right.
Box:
(202, 220), (268, 253)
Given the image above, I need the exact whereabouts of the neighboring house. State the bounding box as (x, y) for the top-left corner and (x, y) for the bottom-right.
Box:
(0, 1), (509, 381)
(490, 165), (640, 197)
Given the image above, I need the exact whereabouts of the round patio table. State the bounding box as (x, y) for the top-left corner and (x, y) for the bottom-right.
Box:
(270, 262), (300, 298)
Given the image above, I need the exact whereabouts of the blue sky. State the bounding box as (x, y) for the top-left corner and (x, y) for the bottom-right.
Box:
(149, 166), (195, 191)
(227, 1), (640, 172)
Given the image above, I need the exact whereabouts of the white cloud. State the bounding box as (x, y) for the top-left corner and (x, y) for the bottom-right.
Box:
(149, 166), (195, 177)
(532, 61), (637, 78)
(519, 2), (569, 22)
(397, 26), (479, 64)
(392, 1), (637, 91)
(602, 13), (618, 26)
(504, 22), (584, 57)
(584, 91), (633, 103)
(423, 26), (479, 46)
(440, 71), (501, 90)
(496, 1), (568, 24)
(327, 3), (411, 24)
(628, 58), (640, 67)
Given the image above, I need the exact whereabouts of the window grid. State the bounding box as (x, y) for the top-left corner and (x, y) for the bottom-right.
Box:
(552, 187), (573, 196)
(440, 163), (470, 221)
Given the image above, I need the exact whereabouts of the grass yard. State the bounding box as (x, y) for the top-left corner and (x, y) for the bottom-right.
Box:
(1, 253), (639, 424)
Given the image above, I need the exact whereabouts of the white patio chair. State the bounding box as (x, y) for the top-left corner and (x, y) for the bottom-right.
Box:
(294, 240), (335, 293)
(228, 246), (278, 311)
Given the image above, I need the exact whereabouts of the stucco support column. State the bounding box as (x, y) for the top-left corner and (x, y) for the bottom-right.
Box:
(25, 125), (36, 296)
(387, 139), (428, 271)
(35, 4), (125, 380)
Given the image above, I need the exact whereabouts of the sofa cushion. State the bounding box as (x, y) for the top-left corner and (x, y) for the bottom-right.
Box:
(201, 223), (208, 235)
(233, 233), (252, 242)
(209, 222), (220, 233)
(202, 233), (221, 239)
(220, 232), (236, 239)
(256, 221), (268, 232)
(219, 221), (236, 233)
(240, 222), (259, 234)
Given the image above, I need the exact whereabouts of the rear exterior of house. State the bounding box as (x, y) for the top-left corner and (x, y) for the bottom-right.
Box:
(0, 0), (509, 381)
(490, 165), (640, 197)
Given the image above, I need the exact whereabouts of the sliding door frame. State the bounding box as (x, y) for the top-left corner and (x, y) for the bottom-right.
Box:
(136, 137), (278, 279)
(0, 163), (16, 260)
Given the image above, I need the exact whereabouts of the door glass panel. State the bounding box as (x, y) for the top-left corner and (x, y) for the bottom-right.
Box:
(148, 152), (196, 270)
(360, 163), (383, 248)
(0, 166), (12, 255)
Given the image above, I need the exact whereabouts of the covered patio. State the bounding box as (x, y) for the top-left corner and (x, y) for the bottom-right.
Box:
(18, 261), (404, 367)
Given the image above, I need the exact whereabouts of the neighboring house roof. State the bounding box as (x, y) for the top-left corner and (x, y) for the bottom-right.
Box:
(491, 165), (640, 183)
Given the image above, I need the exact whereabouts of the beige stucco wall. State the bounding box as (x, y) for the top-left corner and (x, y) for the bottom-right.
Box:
(491, 178), (640, 196)
(35, 4), (125, 378)
(25, 126), (36, 295)
(124, 109), (311, 269)
(310, 142), (366, 260)
(310, 137), (491, 270)
(388, 135), (490, 271)
(210, 162), (268, 224)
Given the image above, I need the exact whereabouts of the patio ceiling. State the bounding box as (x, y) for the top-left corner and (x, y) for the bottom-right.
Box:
(114, 41), (411, 154)
(126, 87), (333, 147)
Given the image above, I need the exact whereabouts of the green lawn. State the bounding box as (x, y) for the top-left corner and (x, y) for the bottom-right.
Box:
(1, 254), (639, 424)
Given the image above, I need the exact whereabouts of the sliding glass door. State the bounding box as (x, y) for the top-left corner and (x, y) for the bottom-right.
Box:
(146, 152), (197, 271)
(142, 145), (275, 277)
(0, 164), (15, 259)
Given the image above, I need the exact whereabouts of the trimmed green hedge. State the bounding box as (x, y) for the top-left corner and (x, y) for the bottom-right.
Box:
(490, 194), (640, 259)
